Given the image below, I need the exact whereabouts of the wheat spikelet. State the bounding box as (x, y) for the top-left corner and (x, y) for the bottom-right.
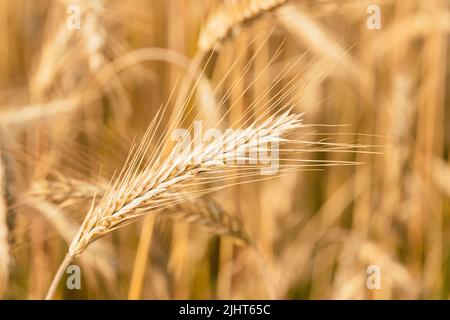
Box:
(198, 0), (288, 52)
(163, 196), (250, 244)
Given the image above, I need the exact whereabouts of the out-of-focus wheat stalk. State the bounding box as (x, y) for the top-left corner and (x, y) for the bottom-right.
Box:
(29, 177), (107, 207)
(276, 3), (371, 92)
(432, 159), (450, 197)
(167, 196), (250, 244)
(0, 150), (10, 297)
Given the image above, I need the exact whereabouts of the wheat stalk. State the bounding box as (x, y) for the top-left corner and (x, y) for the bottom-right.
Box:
(0, 152), (10, 297)
(45, 110), (302, 299)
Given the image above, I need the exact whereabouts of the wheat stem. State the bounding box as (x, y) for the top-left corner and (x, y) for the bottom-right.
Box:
(45, 254), (74, 300)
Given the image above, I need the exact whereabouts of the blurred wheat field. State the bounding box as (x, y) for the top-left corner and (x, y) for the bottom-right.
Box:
(0, 0), (449, 300)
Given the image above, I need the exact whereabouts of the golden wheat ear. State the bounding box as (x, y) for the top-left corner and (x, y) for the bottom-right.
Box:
(198, 0), (288, 53)
(44, 109), (303, 299)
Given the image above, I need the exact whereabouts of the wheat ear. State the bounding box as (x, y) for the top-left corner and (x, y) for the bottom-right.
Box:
(198, 0), (288, 52)
(45, 110), (302, 299)
(164, 195), (250, 244)
(29, 177), (106, 206)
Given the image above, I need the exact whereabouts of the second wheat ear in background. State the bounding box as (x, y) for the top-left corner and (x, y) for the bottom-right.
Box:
(28, 177), (251, 244)
(45, 109), (307, 299)
(198, 0), (288, 53)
